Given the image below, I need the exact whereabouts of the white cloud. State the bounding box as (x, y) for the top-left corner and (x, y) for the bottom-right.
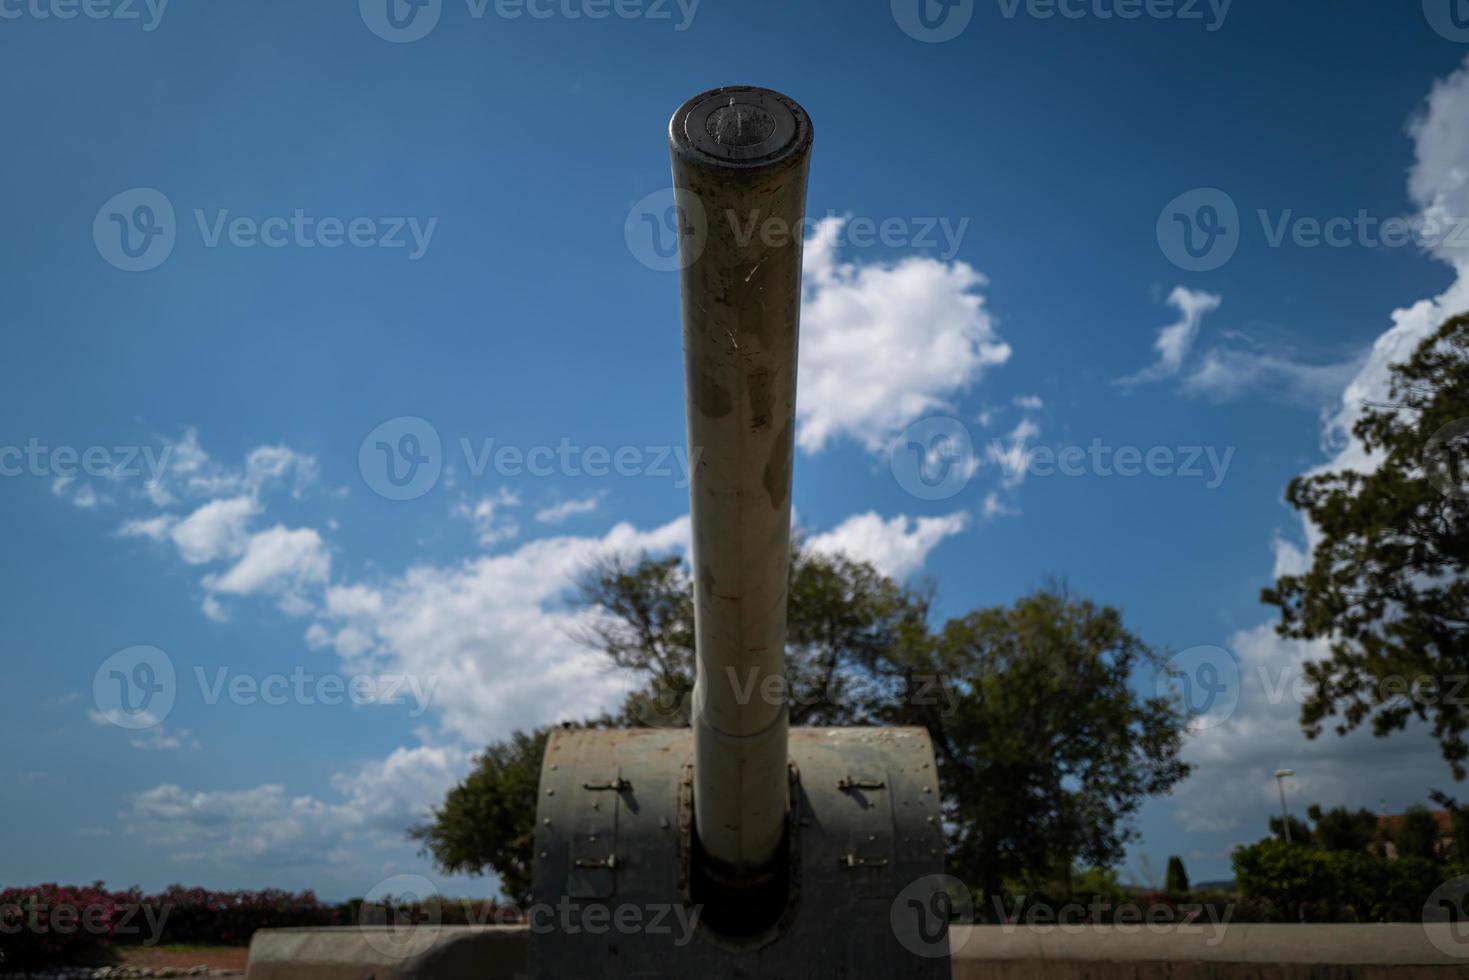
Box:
(535, 495), (602, 525)
(797, 216), (1010, 453)
(123, 742), (474, 869)
(1116, 286), (1221, 387)
(986, 418), (1041, 489)
(452, 489), (521, 548)
(167, 496), (260, 565)
(1172, 622), (1448, 836)
(1012, 395), (1044, 411)
(130, 725), (201, 752)
(1176, 53), (1469, 830)
(206, 525), (331, 612)
(982, 491), (1018, 520)
(805, 511), (970, 578)
(1182, 343), (1362, 406)
(308, 517), (691, 744)
(1120, 288), (1362, 405)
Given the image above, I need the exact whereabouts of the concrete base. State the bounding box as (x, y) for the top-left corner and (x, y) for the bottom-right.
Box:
(247, 923), (1469, 979)
(246, 925), (528, 980)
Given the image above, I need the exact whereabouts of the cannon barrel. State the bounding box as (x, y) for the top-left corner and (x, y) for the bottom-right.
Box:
(670, 86), (813, 890)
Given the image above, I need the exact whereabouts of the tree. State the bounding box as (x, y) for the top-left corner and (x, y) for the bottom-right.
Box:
(1263, 314), (1469, 776)
(1394, 806), (1443, 862)
(896, 588), (1191, 899)
(415, 555), (1192, 904)
(1306, 804), (1378, 853)
(1268, 814), (1312, 846)
(1165, 855), (1190, 894)
(409, 728), (552, 904)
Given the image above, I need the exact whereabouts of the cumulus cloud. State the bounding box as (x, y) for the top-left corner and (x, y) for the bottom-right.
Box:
(1176, 53), (1469, 831)
(452, 489), (522, 548)
(307, 517), (691, 744)
(123, 743), (473, 867)
(805, 511), (970, 579)
(797, 216), (1011, 453)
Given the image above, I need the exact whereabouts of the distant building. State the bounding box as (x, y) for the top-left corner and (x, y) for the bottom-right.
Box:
(1369, 810), (1455, 860)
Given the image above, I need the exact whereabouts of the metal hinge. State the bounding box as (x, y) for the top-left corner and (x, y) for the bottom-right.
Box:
(583, 778), (631, 792)
(840, 854), (890, 869)
(838, 776), (886, 791)
(574, 856), (624, 870)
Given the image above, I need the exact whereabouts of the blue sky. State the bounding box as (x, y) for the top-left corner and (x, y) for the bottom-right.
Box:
(5, 1), (1469, 897)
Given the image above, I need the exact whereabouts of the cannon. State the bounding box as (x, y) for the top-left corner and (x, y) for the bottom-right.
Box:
(528, 86), (951, 977)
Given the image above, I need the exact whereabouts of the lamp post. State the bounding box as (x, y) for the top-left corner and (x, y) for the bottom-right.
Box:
(1275, 769), (1296, 843)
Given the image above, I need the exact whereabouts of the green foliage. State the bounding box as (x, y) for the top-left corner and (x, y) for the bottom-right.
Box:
(898, 588), (1191, 898)
(1395, 806), (1443, 861)
(1165, 855), (1190, 894)
(1263, 313), (1469, 777)
(1233, 838), (1461, 922)
(415, 553), (1192, 903)
(1268, 814), (1313, 845)
(409, 728), (552, 904)
(1306, 804), (1380, 852)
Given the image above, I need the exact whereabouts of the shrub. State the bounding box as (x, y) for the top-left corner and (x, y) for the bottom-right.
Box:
(0, 883), (126, 970)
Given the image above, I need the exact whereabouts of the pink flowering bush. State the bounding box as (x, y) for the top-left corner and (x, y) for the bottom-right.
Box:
(0, 882), (126, 970)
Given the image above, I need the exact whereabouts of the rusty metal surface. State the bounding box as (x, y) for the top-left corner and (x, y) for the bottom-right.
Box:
(528, 727), (950, 978)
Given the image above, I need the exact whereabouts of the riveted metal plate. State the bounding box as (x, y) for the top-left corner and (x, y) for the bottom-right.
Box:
(529, 727), (949, 978)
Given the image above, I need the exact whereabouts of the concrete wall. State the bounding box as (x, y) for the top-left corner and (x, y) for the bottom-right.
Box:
(246, 923), (1469, 979)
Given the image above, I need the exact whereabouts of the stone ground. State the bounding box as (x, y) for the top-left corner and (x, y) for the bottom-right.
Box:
(1, 945), (247, 978)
